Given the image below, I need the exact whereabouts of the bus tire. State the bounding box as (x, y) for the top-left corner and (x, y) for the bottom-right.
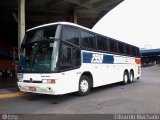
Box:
(129, 71), (134, 83)
(122, 71), (129, 85)
(77, 75), (91, 96)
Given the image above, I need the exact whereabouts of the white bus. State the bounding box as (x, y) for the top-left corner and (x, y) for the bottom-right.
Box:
(17, 22), (141, 96)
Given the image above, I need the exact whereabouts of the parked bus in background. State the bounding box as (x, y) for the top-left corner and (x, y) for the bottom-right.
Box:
(17, 22), (141, 96)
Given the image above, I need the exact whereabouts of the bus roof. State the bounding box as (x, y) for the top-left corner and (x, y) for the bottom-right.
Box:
(26, 22), (139, 49)
(27, 22), (93, 33)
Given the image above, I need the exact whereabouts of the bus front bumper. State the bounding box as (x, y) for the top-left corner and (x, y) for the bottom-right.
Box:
(17, 82), (58, 95)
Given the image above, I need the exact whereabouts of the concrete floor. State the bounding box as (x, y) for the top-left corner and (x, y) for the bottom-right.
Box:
(0, 66), (160, 117)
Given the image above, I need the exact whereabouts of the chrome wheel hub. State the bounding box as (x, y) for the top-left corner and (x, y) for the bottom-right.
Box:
(80, 80), (89, 93)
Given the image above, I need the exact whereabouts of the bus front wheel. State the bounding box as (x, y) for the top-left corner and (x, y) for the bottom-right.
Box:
(77, 75), (91, 96)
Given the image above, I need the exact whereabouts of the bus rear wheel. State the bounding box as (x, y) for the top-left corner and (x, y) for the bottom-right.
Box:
(77, 75), (91, 96)
(122, 71), (129, 85)
(129, 71), (134, 83)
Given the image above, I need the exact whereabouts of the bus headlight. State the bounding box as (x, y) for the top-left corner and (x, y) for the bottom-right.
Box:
(42, 79), (48, 84)
(17, 73), (23, 82)
(42, 79), (56, 84)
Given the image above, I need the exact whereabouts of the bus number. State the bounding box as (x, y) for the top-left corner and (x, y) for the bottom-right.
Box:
(91, 54), (103, 63)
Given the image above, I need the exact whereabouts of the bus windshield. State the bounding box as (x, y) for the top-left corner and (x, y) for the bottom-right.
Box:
(18, 25), (60, 73)
(23, 25), (58, 43)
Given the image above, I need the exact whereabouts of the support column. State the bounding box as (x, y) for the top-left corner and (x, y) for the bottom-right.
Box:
(73, 8), (77, 24)
(18, 0), (25, 50)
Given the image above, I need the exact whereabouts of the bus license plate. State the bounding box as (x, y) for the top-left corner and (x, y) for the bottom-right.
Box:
(29, 87), (36, 91)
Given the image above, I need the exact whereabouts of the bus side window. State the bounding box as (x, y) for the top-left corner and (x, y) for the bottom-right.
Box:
(88, 33), (96, 49)
(136, 48), (140, 57)
(118, 42), (125, 54)
(60, 44), (72, 70)
(109, 39), (117, 53)
(81, 31), (89, 48)
(97, 35), (108, 51)
(132, 47), (137, 56)
(73, 48), (81, 68)
(125, 45), (132, 55)
(62, 26), (80, 46)
(81, 31), (96, 49)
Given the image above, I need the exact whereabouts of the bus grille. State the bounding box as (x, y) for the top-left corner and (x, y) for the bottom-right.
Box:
(23, 80), (42, 83)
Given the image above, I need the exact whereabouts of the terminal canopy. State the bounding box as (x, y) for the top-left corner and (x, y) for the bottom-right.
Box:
(0, 0), (124, 29)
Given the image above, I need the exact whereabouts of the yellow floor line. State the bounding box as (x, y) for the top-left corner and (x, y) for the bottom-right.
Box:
(0, 92), (30, 99)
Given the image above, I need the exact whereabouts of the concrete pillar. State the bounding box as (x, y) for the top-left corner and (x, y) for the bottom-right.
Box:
(18, 0), (25, 50)
(73, 8), (77, 24)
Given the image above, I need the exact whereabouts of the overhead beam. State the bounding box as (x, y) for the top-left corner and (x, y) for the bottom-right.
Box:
(93, 0), (123, 9)
(27, 11), (66, 16)
(80, 0), (92, 4)
(77, 9), (99, 14)
(64, 0), (93, 10)
(102, 1), (122, 10)
(46, 0), (64, 9)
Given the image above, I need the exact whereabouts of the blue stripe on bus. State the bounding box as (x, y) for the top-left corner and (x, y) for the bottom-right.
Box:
(83, 52), (114, 64)
(103, 54), (114, 64)
(83, 52), (92, 63)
